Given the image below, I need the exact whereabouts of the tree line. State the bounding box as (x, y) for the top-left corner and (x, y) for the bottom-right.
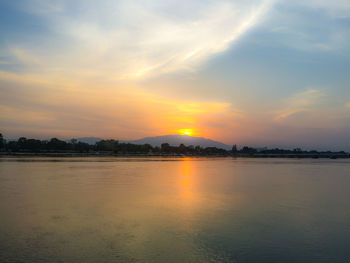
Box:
(0, 134), (230, 155)
(0, 134), (348, 157)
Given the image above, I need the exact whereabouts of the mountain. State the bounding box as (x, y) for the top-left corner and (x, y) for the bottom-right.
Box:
(128, 135), (232, 150)
(76, 137), (103, 145)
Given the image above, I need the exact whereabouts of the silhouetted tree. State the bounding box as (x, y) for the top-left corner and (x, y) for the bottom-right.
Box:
(194, 145), (201, 155)
(25, 139), (42, 152)
(0, 133), (4, 150)
(153, 146), (161, 153)
(96, 140), (118, 152)
(293, 148), (302, 153)
(232, 144), (238, 155)
(7, 141), (19, 152)
(17, 137), (27, 149)
(178, 144), (186, 154)
(241, 146), (257, 154)
(75, 142), (90, 153)
(161, 143), (171, 153)
(47, 138), (67, 151)
(142, 144), (153, 154)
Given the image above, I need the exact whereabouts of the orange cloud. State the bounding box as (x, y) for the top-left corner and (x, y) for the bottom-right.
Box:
(0, 71), (242, 141)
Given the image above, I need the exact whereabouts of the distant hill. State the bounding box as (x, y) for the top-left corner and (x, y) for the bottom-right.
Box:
(128, 134), (232, 150)
(76, 137), (103, 145)
(7, 135), (230, 149)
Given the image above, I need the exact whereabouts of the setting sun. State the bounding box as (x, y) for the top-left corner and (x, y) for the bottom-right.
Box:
(178, 129), (193, 136)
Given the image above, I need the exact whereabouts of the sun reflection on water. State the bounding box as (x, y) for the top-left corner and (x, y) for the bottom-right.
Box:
(178, 158), (198, 208)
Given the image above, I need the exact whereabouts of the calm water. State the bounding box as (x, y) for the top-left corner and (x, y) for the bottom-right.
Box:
(0, 157), (350, 263)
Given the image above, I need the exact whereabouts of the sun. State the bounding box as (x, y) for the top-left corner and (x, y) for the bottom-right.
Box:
(178, 129), (193, 136)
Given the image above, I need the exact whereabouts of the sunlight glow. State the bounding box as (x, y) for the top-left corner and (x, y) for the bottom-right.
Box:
(178, 129), (193, 136)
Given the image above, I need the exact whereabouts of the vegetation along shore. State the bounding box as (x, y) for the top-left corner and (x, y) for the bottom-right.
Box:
(0, 134), (349, 158)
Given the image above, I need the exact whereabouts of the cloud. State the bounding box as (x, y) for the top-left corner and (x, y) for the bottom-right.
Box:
(346, 102), (350, 108)
(0, 71), (241, 139)
(274, 89), (324, 120)
(6, 0), (275, 80)
(300, 0), (350, 18)
(259, 0), (350, 53)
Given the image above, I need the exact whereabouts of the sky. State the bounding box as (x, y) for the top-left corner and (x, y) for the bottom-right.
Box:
(0, 0), (350, 150)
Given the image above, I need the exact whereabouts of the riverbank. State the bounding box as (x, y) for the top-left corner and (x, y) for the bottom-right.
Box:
(1, 152), (349, 158)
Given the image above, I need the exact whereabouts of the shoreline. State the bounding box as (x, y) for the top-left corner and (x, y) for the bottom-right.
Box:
(1, 152), (349, 159)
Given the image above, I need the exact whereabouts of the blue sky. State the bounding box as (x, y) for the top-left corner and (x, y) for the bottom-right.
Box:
(0, 0), (350, 150)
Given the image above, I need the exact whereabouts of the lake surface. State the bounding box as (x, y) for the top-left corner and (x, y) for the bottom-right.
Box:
(0, 157), (349, 263)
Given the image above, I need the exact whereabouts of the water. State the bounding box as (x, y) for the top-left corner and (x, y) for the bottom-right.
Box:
(0, 157), (349, 263)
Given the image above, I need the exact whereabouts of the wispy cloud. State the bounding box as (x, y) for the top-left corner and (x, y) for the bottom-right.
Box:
(7, 0), (275, 79)
(300, 0), (350, 18)
(261, 0), (350, 53)
(274, 89), (324, 120)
